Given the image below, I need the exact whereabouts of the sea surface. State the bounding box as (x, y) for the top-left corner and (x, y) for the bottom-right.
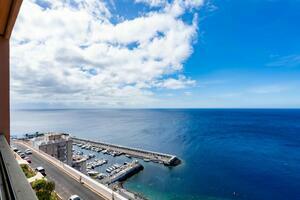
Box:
(11, 109), (300, 200)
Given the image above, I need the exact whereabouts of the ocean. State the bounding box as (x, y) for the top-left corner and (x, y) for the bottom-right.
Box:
(11, 109), (300, 200)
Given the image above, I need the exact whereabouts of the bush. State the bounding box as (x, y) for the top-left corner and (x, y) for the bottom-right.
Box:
(32, 179), (56, 200)
(20, 164), (36, 178)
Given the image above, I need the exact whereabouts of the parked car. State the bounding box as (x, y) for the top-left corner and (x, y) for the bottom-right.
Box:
(24, 157), (31, 163)
(35, 166), (46, 176)
(69, 195), (81, 200)
(17, 150), (22, 154)
(12, 147), (18, 152)
(19, 153), (26, 159)
(25, 149), (32, 155)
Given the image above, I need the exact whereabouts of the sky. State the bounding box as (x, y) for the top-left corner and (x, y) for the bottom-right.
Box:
(10, 0), (300, 108)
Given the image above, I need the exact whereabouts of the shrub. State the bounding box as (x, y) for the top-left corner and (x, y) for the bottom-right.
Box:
(20, 164), (36, 178)
(32, 179), (56, 200)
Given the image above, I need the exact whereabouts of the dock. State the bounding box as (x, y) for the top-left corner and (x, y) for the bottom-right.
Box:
(103, 161), (144, 184)
(72, 137), (181, 166)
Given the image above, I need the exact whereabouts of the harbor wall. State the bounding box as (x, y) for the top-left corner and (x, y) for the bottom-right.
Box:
(72, 137), (181, 166)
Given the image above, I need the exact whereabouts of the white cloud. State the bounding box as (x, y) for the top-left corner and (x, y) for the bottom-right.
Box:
(135, 0), (204, 9)
(156, 75), (196, 89)
(11, 0), (202, 108)
(135, 0), (166, 7)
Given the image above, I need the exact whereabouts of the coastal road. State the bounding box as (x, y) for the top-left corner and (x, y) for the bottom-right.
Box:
(14, 143), (105, 200)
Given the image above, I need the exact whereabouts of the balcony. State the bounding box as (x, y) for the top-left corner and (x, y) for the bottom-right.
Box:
(0, 134), (37, 200)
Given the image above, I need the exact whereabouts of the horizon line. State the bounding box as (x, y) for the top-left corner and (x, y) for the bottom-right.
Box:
(11, 107), (300, 111)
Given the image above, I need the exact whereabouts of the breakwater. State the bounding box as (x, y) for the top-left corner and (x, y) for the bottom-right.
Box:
(72, 137), (181, 166)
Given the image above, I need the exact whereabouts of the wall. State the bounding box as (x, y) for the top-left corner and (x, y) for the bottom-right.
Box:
(0, 38), (10, 143)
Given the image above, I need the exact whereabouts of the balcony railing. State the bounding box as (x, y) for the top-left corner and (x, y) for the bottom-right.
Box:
(0, 134), (37, 200)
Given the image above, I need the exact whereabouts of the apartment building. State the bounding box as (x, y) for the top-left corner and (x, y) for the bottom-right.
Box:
(31, 133), (73, 165)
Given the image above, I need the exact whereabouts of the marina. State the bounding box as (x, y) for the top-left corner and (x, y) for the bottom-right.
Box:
(86, 159), (107, 169)
(72, 137), (181, 166)
(104, 161), (144, 184)
(72, 142), (147, 199)
(73, 143), (145, 186)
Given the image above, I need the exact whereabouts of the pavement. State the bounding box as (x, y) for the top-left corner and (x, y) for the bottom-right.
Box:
(14, 142), (105, 200)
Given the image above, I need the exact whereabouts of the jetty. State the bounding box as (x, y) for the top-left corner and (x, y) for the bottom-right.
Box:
(72, 137), (181, 166)
(103, 161), (144, 184)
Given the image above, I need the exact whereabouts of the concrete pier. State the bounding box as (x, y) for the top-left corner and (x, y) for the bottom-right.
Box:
(104, 161), (144, 184)
(72, 137), (181, 166)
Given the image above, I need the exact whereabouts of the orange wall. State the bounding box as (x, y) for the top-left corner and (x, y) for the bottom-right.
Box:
(0, 37), (10, 143)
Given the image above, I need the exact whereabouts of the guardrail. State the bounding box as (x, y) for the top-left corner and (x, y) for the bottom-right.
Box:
(0, 135), (38, 200)
(15, 141), (127, 200)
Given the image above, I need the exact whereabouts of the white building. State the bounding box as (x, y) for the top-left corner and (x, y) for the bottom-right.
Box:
(31, 133), (73, 165)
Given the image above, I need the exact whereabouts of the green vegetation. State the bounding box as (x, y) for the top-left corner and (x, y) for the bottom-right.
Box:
(20, 164), (36, 178)
(31, 179), (58, 200)
(20, 164), (59, 200)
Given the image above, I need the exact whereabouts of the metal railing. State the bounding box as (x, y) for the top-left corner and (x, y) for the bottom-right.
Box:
(0, 135), (37, 200)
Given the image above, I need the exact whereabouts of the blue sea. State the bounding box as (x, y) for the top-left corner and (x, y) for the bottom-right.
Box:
(11, 109), (300, 200)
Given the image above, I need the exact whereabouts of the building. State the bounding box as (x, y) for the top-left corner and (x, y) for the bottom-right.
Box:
(31, 133), (73, 165)
(72, 155), (87, 174)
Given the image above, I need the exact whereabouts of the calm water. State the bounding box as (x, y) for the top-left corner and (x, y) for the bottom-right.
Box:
(11, 109), (300, 200)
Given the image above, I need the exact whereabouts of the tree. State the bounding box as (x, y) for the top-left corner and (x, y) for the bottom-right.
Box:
(32, 179), (55, 200)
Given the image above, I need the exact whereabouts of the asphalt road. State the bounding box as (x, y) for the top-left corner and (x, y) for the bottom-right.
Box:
(14, 143), (105, 200)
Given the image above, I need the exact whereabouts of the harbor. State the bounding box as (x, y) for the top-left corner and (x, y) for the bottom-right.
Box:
(72, 137), (181, 166)
(103, 161), (144, 184)
(72, 140), (148, 199)
(18, 132), (181, 199)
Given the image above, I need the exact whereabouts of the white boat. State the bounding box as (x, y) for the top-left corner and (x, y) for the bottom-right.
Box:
(102, 159), (108, 164)
(96, 173), (107, 180)
(88, 154), (95, 158)
(143, 158), (150, 162)
(96, 159), (107, 166)
(113, 164), (121, 168)
(125, 154), (132, 159)
(87, 170), (99, 176)
(101, 150), (108, 154)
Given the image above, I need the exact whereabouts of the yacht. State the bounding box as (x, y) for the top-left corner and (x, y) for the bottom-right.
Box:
(87, 170), (99, 176)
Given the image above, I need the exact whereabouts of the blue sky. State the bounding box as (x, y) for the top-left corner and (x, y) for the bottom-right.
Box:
(10, 0), (300, 108)
(156, 0), (300, 108)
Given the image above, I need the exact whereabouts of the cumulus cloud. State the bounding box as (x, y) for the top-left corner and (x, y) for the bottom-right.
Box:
(156, 75), (195, 89)
(11, 0), (203, 107)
